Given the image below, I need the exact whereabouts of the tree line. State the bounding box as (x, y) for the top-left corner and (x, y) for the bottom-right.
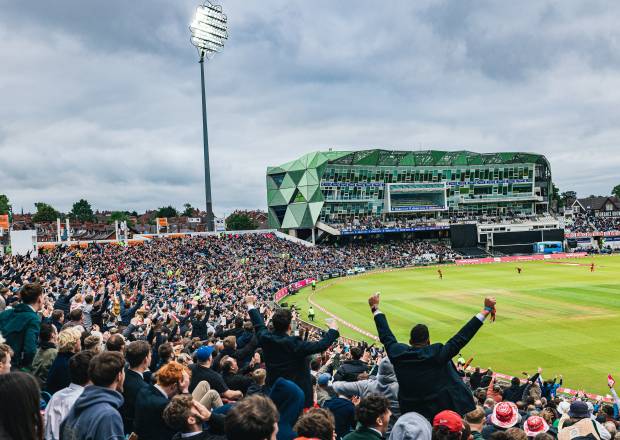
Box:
(0, 196), (260, 230)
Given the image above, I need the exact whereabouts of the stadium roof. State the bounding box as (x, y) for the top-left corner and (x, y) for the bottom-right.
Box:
(267, 150), (549, 174)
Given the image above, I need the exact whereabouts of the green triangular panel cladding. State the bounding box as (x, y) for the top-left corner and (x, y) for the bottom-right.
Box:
(280, 209), (298, 229)
(288, 203), (307, 224)
(279, 187), (296, 204)
(267, 189), (287, 206)
(288, 169), (305, 185)
(305, 169), (320, 185)
(299, 207), (314, 228)
(298, 185), (318, 201)
(279, 173), (296, 189)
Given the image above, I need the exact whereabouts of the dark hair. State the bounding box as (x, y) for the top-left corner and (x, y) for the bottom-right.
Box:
(489, 432), (510, 440)
(433, 426), (462, 440)
(0, 372), (43, 440)
(504, 427), (527, 440)
(52, 310), (64, 321)
(221, 356), (235, 375)
(271, 309), (292, 333)
(462, 421), (472, 440)
(225, 395), (279, 440)
(69, 308), (83, 322)
(39, 323), (55, 344)
(106, 334), (126, 352)
(126, 340), (151, 368)
(350, 346), (363, 360)
(511, 377), (520, 386)
(158, 342), (174, 361)
(163, 394), (193, 432)
(533, 433), (554, 440)
(20, 283), (42, 305)
(310, 357), (321, 371)
(234, 317), (244, 328)
(85, 294), (94, 304)
(294, 408), (335, 440)
(69, 351), (95, 385)
(410, 324), (429, 345)
(89, 352), (125, 387)
(355, 394), (390, 428)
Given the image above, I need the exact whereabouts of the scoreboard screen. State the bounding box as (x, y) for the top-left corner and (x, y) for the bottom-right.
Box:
(387, 183), (447, 212)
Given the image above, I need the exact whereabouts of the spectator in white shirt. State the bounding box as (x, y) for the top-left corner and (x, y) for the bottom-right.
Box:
(44, 350), (94, 440)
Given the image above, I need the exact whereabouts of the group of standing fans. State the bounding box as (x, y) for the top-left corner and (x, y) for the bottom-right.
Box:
(567, 214), (620, 233)
(0, 233), (616, 440)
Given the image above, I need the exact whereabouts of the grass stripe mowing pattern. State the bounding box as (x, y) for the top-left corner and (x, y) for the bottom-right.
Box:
(284, 255), (620, 394)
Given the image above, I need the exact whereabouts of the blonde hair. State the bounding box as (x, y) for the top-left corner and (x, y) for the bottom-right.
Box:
(58, 327), (82, 353)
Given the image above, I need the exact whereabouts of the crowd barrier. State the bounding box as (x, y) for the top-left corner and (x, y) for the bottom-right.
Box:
(455, 252), (588, 265)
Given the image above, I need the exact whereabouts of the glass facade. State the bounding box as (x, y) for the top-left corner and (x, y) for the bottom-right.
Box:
(267, 150), (552, 229)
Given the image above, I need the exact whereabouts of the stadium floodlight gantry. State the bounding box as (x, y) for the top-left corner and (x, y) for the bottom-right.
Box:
(266, 150), (552, 232)
(189, 1), (228, 231)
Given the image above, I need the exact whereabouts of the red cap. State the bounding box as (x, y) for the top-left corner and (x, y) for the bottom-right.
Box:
(433, 410), (463, 433)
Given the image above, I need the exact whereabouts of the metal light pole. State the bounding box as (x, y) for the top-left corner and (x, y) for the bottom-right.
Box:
(189, 2), (228, 231)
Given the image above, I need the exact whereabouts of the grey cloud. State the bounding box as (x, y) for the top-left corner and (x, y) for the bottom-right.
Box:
(2, 0), (620, 215)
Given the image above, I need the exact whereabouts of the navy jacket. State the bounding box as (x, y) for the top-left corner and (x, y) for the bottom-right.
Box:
(54, 286), (79, 318)
(270, 378), (305, 440)
(249, 308), (339, 408)
(374, 313), (482, 420)
(46, 351), (73, 394)
(133, 384), (174, 440)
(121, 369), (149, 434)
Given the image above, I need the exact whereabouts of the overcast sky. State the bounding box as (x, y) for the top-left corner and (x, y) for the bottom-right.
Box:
(2, 1), (620, 215)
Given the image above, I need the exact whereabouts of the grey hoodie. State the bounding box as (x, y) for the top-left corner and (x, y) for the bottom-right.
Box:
(60, 385), (124, 440)
(332, 357), (400, 431)
(388, 412), (432, 440)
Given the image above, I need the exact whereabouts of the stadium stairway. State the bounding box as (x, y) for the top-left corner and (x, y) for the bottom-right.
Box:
(316, 221), (341, 236)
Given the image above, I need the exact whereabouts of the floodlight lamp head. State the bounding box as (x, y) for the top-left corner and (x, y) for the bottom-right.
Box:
(189, 1), (228, 60)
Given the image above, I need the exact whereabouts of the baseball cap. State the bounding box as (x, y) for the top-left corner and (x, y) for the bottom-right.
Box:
(317, 373), (331, 386)
(433, 410), (463, 433)
(569, 401), (590, 419)
(195, 345), (215, 362)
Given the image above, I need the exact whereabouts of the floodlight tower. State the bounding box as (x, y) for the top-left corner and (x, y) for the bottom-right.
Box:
(189, 1), (228, 231)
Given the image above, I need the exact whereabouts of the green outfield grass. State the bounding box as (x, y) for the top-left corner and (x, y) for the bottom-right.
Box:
(284, 255), (620, 394)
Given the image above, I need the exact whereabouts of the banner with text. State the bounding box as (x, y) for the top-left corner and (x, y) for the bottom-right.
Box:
(274, 278), (315, 302)
(565, 231), (620, 238)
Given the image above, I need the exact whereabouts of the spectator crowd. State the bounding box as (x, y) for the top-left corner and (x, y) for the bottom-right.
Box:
(567, 214), (620, 234)
(0, 233), (617, 440)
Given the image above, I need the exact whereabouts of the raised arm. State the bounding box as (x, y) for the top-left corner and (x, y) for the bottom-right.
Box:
(438, 297), (495, 364)
(244, 296), (268, 339)
(297, 326), (340, 356)
(332, 378), (368, 398)
(368, 293), (409, 359)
